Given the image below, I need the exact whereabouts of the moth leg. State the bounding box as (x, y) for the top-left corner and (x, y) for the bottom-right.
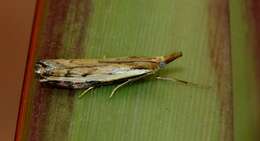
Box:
(78, 86), (95, 98)
(110, 80), (132, 98)
(110, 73), (153, 98)
(156, 76), (197, 86)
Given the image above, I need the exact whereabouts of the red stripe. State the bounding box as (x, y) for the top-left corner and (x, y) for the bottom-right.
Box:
(15, 0), (45, 140)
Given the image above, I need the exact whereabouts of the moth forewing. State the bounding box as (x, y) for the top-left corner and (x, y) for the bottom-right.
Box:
(35, 52), (183, 96)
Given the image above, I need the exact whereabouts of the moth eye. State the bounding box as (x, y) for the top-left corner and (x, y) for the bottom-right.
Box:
(35, 64), (44, 74)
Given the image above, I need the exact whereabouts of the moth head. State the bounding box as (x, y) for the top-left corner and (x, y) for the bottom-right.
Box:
(35, 63), (45, 77)
(159, 52), (182, 68)
(34, 60), (51, 78)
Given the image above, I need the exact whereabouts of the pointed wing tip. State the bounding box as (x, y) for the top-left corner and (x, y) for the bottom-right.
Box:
(163, 52), (183, 64)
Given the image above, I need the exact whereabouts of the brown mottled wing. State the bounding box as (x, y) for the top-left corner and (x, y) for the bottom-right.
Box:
(35, 57), (161, 89)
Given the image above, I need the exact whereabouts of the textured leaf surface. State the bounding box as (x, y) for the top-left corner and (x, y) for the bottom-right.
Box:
(16, 0), (238, 141)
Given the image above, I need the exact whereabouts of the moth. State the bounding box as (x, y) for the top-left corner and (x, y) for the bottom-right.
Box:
(35, 52), (189, 98)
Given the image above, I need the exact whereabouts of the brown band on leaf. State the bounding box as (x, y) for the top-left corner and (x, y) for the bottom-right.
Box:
(208, 0), (233, 140)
